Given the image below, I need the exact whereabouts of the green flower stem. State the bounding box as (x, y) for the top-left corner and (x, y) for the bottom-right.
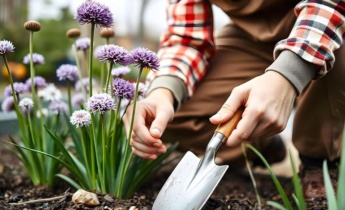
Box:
(67, 80), (73, 115)
(89, 118), (97, 189)
(26, 108), (43, 185)
(29, 32), (37, 106)
(80, 128), (91, 183)
(2, 56), (20, 115)
(83, 50), (89, 78)
(88, 23), (95, 97)
(104, 62), (114, 93)
(100, 38), (110, 90)
(28, 31), (44, 171)
(73, 43), (87, 100)
(100, 62), (106, 91)
(117, 67), (143, 197)
(101, 114), (107, 192)
(90, 114), (103, 191)
(109, 98), (121, 194)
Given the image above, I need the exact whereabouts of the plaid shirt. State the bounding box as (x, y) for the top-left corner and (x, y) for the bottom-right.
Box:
(147, 0), (345, 97)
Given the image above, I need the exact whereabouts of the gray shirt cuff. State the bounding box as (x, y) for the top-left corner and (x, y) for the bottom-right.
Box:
(266, 50), (318, 95)
(148, 76), (188, 111)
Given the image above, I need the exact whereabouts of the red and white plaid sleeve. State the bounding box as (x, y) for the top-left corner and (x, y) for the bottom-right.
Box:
(274, 0), (345, 78)
(146, 0), (215, 97)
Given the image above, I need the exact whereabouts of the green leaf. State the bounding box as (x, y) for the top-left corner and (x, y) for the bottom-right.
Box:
(56, 174), (82, 190)
(267, 201), (287, 210)
(246, 144), (293, 210)
(323, 161), (338, 210)
(289, 151), (306, 210)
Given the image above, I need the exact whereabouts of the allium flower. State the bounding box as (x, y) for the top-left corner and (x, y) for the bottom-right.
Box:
(25, 76), (47, 91)
(111, 66), (131, 77)
(56, 64), (79, 81)
(129, 47), (159, 70)
(66, 28), (81, 39)
(4, 82), (27, 97)
(0, 40), (15, 55)
(1, 96), (15, 112)
(38, 84), (62, 101)
(75, 1), (113, 28)
(112, 78), (135, 100)
(100, 27), (115, 38)
(19, 97), (34, 112)
(70, 110), (92, 127)
(72, 93), (85, 107)
(49, 100), (68, 115)
(24, 21), (41, 32)
(23, 53), (45, 65)
(93, 45), (104, 58)
(95, 44), (130, 66)
(76, 37), (90, 51)
(75, 77), (95, 93)
(86, 93), (115, 114)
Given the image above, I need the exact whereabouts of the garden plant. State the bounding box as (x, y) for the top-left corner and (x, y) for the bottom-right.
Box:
(0, 0), (176, 199)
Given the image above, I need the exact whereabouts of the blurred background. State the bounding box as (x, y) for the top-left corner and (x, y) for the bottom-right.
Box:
(0, 0), (230, 84)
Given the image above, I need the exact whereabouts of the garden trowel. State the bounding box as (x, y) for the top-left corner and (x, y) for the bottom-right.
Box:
(152, 108), (244, 210)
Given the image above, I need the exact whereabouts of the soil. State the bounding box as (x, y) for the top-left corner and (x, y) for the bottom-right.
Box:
(0, 146), (328, 210)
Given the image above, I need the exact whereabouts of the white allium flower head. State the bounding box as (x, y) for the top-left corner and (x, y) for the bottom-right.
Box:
(70, 110), (92, 127)
(19, 98), (34, 113)
(41, 83), (62, 101)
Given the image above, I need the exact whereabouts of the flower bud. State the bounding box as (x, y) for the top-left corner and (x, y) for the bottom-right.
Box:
(66, 28), (81, 39)
(100, 28), (115, 38)
(24, 21), (41, 32)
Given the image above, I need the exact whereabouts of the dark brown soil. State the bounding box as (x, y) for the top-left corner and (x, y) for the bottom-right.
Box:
(0, 147), (327, 210)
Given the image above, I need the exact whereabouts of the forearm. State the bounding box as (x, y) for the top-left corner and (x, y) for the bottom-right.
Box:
(146, 0), (215, 98)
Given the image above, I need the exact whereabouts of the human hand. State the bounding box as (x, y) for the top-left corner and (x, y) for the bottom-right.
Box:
(210, 71), (297, 146)
(123, 88), (175, 159)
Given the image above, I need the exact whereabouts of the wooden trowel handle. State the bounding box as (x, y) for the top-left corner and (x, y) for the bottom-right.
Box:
(215, 107), (244, 138)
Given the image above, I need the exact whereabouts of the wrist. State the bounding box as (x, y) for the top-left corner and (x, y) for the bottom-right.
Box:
(147, 88), (175, 107)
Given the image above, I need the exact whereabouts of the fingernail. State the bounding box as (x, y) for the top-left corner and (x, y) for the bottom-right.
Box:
(158, 148), (166, 153)
(210, 113), (222, 120)
(151, 127), (161, 137)
(153, 142), (161, 147)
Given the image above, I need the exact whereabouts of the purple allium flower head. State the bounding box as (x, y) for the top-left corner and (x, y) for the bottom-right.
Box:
(0, 40), (15, 55)
(49, 100), (68, 115)
(25, 76), (47, 92)
(75, 1), (113, 28)
(72, 93), (85, 107)
(4, 82), (28, 97)
(75, 77), (95, 93)
(111, 66), (131, 77)
(129, 47), (159, 71)
(23, 53), (45, 65)
(95, 44), (130, 66)
(86, 93), (115, 114)
(75, 37), (90, 51)
(19, 97), (34, 112)
(1, 96), (15, 112)
(70, 110), (91, 127)
(56, 64), (79, 81)
(112, 78), (135, 100)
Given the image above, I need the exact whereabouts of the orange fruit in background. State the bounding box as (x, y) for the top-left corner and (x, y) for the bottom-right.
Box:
(2, 62), (27, 80)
